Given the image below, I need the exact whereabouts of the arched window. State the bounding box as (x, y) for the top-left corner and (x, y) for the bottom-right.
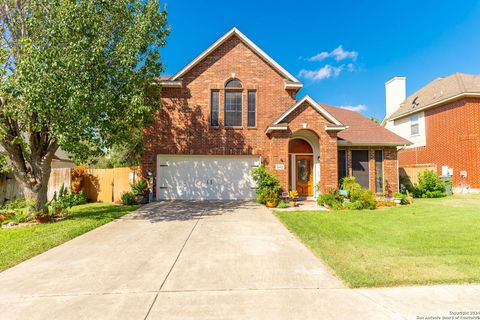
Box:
(224, 79), (243, 126)
(225, 78), (243, 89)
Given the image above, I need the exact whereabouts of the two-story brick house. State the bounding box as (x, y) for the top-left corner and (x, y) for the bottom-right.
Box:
(384, 73), (480, 192)
(142, 28), (410, 200)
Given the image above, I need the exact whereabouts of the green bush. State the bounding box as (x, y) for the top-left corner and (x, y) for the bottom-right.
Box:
(48, 185), (74, 216)
(121, 192), (137, 205)
(343, 200), (364, 210)
(277, 200), (290, 208)
(131, 179), (148, 195)
(317, 190), (344, 209)
(413, 170), (446, 198)
(3, 198), (35, 211)
(71, 190), (89, 206)
(319, 177), (376, 210)
(1, 211), (30, 225)
(340, 176), (361, 195)
(251, 165), (281, 204)
(350, 189), (377, 210)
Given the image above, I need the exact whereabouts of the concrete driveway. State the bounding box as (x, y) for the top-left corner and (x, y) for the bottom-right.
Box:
(0, 201), (478, 319)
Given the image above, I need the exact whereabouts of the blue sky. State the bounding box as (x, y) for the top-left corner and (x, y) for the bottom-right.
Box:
(160, 0), (480, 119)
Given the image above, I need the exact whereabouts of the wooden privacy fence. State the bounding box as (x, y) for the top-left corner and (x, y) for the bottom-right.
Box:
(0, 168), (71, 204)
(48, 168), (72, 200)
(83, 167), (142, 203)
(399, 164), (437, 185)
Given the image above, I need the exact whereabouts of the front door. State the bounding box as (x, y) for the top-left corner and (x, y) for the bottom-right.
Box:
(295, 155), (313, 196)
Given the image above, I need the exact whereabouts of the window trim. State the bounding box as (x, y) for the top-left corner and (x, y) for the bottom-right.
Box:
(247, 90), (257, 128)
(225, 78), (243, 89)
(210, 90), (220, 128)
(224, 89), (243, 128)
(375, 150), (384, 194)
(410, 114), (419, 136)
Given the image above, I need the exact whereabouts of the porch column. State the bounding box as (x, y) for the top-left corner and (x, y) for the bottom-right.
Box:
(319, 131), (339, 193)
(268, 132), (290, 192)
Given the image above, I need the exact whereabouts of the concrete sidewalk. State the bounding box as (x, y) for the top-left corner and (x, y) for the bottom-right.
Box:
(0, 201), (478, 319)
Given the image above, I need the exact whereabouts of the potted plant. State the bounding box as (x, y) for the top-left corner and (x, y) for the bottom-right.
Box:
(289, 190), (299, 207)
(35, 210), (50, 223)
(265, 189), (280, 208)
(131, 179), (149, 204)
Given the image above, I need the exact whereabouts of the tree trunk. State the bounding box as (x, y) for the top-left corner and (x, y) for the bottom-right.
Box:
(21, 171), (51, 214)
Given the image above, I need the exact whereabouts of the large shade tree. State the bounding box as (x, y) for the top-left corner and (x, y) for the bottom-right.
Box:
(0, 0), (169, 212)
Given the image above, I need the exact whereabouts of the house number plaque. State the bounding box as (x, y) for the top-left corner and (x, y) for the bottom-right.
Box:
(275, 164), (285, 170)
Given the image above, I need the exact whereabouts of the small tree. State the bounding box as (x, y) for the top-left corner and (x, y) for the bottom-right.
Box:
(0, 0), (169, 213)
(251, 165), (281, 204)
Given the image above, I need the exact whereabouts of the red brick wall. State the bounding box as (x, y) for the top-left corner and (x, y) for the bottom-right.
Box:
(268, 101), (339, 193)
(398, 98), (480, 188)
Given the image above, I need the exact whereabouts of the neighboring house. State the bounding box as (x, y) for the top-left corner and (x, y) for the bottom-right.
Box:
(142, 27), (410, 200)
(384, 73), (480, 191)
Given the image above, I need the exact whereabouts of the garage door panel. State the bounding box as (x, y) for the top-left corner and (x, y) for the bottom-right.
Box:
(157, 156), (259, 200)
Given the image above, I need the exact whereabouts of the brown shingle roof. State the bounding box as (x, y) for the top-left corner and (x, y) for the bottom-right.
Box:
(389, 73), (480, 120)
(321, 104), (411, 146)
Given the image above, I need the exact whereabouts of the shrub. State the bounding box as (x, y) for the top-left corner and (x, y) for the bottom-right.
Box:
(340, 176), (361, 196)
(3, 198), (35, 212)
(251, 165), (281, 204)
(72, 190), (89, 206)
(319, 177), (377, 210)
(277, 201), (290, 209)
(317, 189), (344, 210)
(343, 201), (365, 210)
(1, 211), (30, 226)
(121, 192), (137, 205)
(131, 179), (148, 195)
(413, 170), (446, 198)
(350, 189), (377, 210)
(48, 185), (74, 216)
(71, 166), (89, 193)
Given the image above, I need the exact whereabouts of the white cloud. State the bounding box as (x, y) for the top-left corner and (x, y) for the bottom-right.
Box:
(297, 64), (344, 81)
(339, 104), (368, 113)
(307, 45), (358, 62)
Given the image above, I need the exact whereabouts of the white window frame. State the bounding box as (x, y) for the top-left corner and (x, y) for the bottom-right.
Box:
(410, 114), (419, 136)
(224, 90), (243, 127)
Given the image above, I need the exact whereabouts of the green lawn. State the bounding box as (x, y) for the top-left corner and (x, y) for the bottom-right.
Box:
(0, 203), (139, 272)
(276, 194), (480, 288)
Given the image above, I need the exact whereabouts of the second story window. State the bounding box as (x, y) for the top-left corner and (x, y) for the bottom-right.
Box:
(247, 90), (256, 127)
(410, 114), (419, 136)
(210, 90), (219, 127)
(224, 79), (242, 127)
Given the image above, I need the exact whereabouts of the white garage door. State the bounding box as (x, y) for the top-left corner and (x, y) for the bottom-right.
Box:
(156, 155), (260, 200)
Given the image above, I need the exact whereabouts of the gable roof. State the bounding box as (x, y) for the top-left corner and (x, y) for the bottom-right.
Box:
(389, 73), (480, 120)
(322, 105), (411, 146)
(170, 27), (302, 86)
(272, 95), (343, 126)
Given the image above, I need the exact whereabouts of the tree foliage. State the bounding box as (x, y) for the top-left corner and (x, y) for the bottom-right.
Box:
(0, 0), (169, 211)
